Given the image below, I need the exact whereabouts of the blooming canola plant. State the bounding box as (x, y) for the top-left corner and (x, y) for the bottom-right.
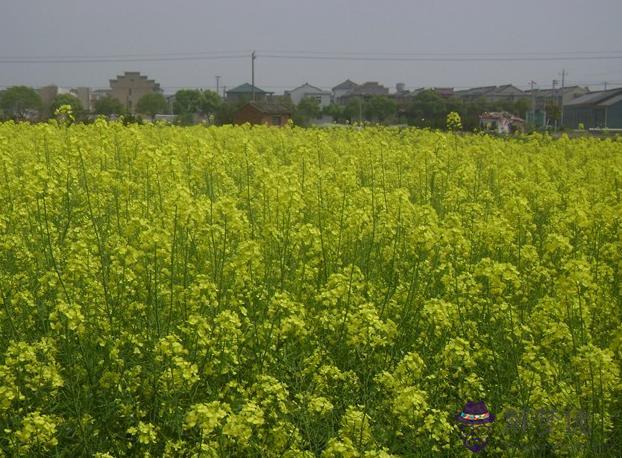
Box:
(0, 120), (621, 455)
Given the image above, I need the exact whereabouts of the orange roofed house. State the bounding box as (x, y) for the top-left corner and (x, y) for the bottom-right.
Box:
(234, 101), (292, 127)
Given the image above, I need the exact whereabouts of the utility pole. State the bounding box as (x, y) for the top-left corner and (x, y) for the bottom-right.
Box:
(530, 80), (536, 128)
(560, 69), (566, 128)
(552, 79), (558, 131)
(216, 76), (220, 96)
(251, 50), (256, 101)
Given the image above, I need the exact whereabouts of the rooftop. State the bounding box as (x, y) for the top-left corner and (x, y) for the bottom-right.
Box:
(286, 83), (331, 95)
(227, 83), (272, 95)
(244, 101), (292, 114)
(525, 85), (588, 97)
(455, 84), (524, 97)
(565, 88), (622, 107)
(332, 79), (358, 91)
(350, 81), (389, 95)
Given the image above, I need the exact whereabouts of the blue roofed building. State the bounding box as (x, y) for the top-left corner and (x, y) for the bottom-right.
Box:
(563, 88), (622, 129)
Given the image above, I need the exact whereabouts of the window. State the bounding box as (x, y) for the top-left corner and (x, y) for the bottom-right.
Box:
(129, 88), (133, 96)
(271, 116), (281, 126)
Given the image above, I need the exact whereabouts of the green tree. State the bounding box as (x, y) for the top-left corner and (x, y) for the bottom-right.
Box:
(460, 98), (490, 131)
(343, 97), (365, 123)
(293, 97), (321, 126)
(49, 94), (83, 119)
(136, 93), (168, 117)
(94, 96), (125, 116)
(199, 90), (222, 118)
(322, 103), (346, 123)
(405, 90), (445, 128)
(364, 96), (396, 123)
(544, 100), (561, 126)
(0, 86), (42, 119)
(214, 101), (239, 125)
(173, 89), (203, 115)
(514, 98), (531, 119)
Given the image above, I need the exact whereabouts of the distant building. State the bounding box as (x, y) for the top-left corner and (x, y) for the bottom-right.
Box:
(38, 85), (61, 107)
(337, 81), (390, 105)
(226, 83), (273, 102)
(72, 87), (92, 111)
(455, 84), (526, 103)
(332, 79), (359, 104)
(350, 81), (389, 97)
(109, 71), (161, 113)
(392, 84), (413, 106)
(37, 84), (92, 114)
(434, 87), (455, 98)
(234, 101), (292, 126)
(164, 94), (176, 114)
(285, 83), (332, 108)
(525, 86), (589, 109)
(480, 112), (525, 134)
(92, 89), (112, 104)
(563, 88), (622, 129)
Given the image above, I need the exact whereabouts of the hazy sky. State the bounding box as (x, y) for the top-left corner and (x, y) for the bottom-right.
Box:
(1, 0), (621, 94)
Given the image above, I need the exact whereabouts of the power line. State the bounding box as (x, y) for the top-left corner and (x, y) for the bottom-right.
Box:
(0, 55), (248, 64)
(256, 48), (622, 57)
(259, 54), (622, 62)
(3, 50), (622, 64)
(0, 50), (251, 60)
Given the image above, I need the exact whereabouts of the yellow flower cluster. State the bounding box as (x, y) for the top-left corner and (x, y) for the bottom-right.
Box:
(0, 121), (620, 455)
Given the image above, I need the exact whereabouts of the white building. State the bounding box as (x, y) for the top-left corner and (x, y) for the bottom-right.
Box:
(285, 83), (332, 108)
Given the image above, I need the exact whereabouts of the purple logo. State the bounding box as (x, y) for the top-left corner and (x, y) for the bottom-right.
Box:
(455, 400), (496, 453)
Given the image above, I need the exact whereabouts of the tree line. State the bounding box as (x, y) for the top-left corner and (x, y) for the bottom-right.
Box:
(317, 90), (533, 130)
(0, 85), (535, 130)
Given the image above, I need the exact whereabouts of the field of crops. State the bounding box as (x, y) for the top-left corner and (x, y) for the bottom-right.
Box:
(0, 121), (621, 456)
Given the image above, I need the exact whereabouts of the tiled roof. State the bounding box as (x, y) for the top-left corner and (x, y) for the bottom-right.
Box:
(565, 88), (622, 107)
(456, 85), (523, 97)
(286, 83), (331, 95)
(227, 83), (271, 94)
(332, 79), (358, 91)
(526, 86), (587, 97)
(455, 86), (497, 96)
(246, 101), (292, 114)
(350, 82), (389, 95)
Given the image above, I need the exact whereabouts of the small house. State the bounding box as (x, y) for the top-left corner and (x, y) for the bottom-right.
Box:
(480, 112), (525, 134)
(234, 101), (292, 127)
(285, 83), (332, 108)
